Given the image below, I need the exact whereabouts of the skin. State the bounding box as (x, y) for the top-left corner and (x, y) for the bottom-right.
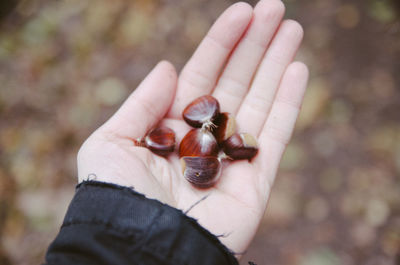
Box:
(77, 0), (309, 259)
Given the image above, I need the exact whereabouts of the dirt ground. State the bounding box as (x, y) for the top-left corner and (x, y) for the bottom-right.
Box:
(0, 0), (399, 264)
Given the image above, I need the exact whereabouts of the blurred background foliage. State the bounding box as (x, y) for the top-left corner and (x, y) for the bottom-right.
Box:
(0, 0), (399, 264)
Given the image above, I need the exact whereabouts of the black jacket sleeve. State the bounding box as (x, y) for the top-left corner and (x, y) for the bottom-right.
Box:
(44, 181), (239, 265)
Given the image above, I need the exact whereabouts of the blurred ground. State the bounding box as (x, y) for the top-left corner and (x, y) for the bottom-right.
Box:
(0, 0), (399, 264)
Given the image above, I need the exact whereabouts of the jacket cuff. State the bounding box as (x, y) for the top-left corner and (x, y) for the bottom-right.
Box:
(47, 180), (238, 265)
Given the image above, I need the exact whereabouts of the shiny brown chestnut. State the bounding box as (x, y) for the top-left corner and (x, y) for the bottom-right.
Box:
(182, 95), (220, 129)
(134, 126), (176, 157)
(181, 156), (221, 188)
(179, 128), (219, 158)
(223, 133), (258, 160)
(212, 112), (236, 145)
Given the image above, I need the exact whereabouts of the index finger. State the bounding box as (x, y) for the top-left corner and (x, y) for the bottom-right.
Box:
(168, 2), (253, 118)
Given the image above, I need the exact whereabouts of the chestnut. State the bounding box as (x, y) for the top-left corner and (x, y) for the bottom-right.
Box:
(222, 133), (258, 160)
(181, 156), (221, 188)
(182, 95), (220, 129)
(134, 126), (176, 157)
(179, 128), (219, 158)
(212, 112), (236, 145)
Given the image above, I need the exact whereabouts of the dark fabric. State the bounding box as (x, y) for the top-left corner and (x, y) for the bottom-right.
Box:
(45, 181), (239, 265)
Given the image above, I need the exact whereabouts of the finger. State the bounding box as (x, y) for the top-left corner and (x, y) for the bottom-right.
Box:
(255, 62), (309, 192)
(235, 20), (304, 135)
(102, 61), (177, 139)
(213, 0), (285, 114)
(168, 2), (253, 118)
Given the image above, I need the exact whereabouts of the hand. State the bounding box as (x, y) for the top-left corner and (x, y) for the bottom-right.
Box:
(77, 0), (308, 257)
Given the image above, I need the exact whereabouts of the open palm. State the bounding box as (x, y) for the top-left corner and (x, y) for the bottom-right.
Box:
(77, 0), (309, 258)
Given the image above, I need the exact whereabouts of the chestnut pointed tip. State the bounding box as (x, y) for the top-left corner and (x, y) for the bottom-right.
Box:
(133, 138), (145, 147)
(218, 152), (232, 161)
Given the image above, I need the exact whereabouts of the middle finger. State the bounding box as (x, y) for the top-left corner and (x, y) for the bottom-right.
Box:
(212, 0), (285, 114)
(235, 19), (304, 135)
